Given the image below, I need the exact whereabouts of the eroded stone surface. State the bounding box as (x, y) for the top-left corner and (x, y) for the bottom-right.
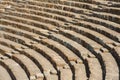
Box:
(0, 0), (120, 80)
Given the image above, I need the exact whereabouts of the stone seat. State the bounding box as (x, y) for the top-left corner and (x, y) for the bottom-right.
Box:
(0, 65), (12, 80)
(0, 59), (29, 80)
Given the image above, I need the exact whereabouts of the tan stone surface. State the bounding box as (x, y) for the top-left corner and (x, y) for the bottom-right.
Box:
(0, 0), (120, 80)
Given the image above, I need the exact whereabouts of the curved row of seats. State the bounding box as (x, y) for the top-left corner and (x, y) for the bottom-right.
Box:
(0, 0), (120, 80)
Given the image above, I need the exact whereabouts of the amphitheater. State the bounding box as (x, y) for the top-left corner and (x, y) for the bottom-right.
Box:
(0, 0), (120, 80)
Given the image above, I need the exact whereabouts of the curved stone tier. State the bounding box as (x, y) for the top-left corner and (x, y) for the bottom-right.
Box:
(0, 0), (120, 80)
